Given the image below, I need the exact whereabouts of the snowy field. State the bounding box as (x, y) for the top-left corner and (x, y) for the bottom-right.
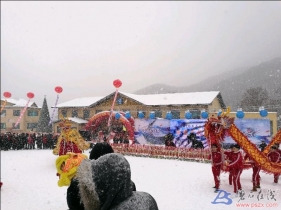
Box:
(1, 149), (281, 210)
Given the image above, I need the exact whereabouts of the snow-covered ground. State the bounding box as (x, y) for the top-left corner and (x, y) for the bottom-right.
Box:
(1, 149), (281, 210)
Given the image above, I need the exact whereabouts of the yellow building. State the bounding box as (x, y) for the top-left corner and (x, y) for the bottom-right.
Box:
(1, 98), (41, 133)
(54, 91), (223, 132)
(53, 91), (278, 135)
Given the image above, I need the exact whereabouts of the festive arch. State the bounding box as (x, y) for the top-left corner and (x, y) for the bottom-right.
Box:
(85, 111), (135, 141)
(119, 111), (135, 128)
(204, 108), (281, 174)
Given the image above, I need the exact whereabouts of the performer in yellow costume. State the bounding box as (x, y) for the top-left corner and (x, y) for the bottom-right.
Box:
(53, 118), (90, 156)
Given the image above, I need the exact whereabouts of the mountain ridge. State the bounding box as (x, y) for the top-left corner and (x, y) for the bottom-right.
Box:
(134, 57), (281, 109)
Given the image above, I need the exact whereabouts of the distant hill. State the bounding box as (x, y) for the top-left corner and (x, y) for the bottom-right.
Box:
(134, 57), (281, 109)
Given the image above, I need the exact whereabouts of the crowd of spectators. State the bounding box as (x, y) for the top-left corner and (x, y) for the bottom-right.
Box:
(0, 132), (59, 151)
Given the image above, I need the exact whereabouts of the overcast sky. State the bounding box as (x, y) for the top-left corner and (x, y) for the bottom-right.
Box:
(1, 1), (281, 108)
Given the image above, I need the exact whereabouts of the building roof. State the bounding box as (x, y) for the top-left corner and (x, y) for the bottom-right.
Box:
(55, 97), (103, 108)
(1, 98), (38, 108)
(55, 91), (225, 108)
(118, 91), (222, 106)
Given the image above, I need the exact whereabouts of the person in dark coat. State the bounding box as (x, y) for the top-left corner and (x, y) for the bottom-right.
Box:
(258, 141), (267, 152)
(188, 133), (204, 149)
(67, 179), (84, 210)
(77, 153), (159, 210)
(67, 142), (114, 210)
(66, 142), (136, 210)
(165, 139), (176, 147)
(164, 133), (176, 147)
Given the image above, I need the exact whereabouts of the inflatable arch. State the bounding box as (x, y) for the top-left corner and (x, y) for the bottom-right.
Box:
(85, 111), (135, 141)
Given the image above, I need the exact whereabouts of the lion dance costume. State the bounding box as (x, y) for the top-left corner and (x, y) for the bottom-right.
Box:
(53, 118), (90, 156)
(56, 152), (88, 187)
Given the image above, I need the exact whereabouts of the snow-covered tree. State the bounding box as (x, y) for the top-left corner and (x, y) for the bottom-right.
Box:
(239, 87), (269, 111)
(36, 96), (52, 133)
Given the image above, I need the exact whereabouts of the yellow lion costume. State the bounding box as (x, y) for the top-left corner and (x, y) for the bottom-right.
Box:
(56, 152), (88, 187)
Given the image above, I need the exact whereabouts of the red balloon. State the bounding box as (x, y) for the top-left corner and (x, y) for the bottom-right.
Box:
(3, 92), (11, 98)
(55, 86), (63, 94)
(113, 79), (122, 88)
(27, 92), (34, 99)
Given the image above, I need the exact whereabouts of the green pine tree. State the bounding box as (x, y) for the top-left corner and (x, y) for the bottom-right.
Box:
(36, 96), (52, 133)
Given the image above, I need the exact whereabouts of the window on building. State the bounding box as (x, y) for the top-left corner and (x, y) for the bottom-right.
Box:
(27, 110), (39, 116)
(190, 110), (201, 119)
(72, 109), (78, 117)
(12, 123), (20, 129)
(27, 123), (38, 129)
(155, 110), (162, 118)
(116, 97), (124, 105)
(1, 123), (6, 129)
(1, 110), (6, 117)
(171, 110), (180, 119)
(150, 110), (162, 118)
(96, 110), (102, 114)
(83, 109), (90, 119)
(13, 110), (21, 116)
(61, 110), (67, 118)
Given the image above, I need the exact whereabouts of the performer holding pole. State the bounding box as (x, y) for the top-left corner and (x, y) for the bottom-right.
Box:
(209, 144), (222, 192)
(244, 152), (261, 191)
(224, 144), (243, 196)
(267, 145), (281, 184)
